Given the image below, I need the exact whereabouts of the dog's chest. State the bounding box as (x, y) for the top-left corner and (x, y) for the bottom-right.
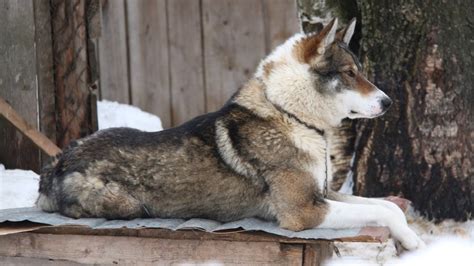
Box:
(289, 127), (333, 190)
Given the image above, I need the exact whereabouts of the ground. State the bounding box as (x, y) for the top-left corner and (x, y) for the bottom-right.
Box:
(329, 209), (473, 265)
(0, 100), (471, 265)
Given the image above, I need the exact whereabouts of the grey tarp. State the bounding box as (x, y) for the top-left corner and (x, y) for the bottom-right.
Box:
(0, 207), (372, 240)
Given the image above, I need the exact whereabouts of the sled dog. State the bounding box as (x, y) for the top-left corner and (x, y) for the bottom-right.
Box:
(37, 18), (424, 250)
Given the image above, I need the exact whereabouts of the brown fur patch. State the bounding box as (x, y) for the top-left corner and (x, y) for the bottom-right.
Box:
(294, 19), (337, 64)
(262, 61), (286, 79)
(269, 170), (328, 231)
(263, 61), (275, 78)
(354, 75), (376, 95)
(294, 35), (324, 63)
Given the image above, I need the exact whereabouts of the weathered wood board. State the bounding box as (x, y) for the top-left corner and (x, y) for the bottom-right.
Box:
(98, 0), (300, 127)
(0, 226), (334, 265)
(0, 0), (41, 171)
(127, 0), (171, 128)
(263, 0), (300, 52)
(167, 0), (206, 126)
(33, 0), (57, 166)
(50, 0), (94, 148)
(99, 0), (130, 104)
(202, 0), (267, 112)
(0, 97), (61, 157)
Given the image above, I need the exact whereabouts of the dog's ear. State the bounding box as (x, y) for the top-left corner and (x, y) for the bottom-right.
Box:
(318, 18), (338, 53)
(297, 18), (338, 63)
(337, 18), (356, 45)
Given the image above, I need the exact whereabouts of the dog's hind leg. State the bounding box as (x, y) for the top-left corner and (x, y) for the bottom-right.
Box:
(59, 172), (145, 219)
(36, 193), (58, 212)
(317, 200), (425, 250)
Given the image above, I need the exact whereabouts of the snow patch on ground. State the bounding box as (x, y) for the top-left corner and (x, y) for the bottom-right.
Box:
(396, 237), (473, 266)
(98, 100), (163, 131)
(327, 209), (473, 265)
(0, 164), (39, 209)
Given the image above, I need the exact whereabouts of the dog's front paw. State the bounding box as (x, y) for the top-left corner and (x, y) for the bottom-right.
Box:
(397, 227), (426, 251)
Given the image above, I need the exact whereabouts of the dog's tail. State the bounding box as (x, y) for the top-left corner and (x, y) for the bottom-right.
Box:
(35, 156), (60, 212)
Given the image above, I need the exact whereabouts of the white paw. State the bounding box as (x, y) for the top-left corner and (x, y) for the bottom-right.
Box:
(397, 227), (426, 250)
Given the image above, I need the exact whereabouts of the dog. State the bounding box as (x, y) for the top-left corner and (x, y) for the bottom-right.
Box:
(37, 18), (424, 250)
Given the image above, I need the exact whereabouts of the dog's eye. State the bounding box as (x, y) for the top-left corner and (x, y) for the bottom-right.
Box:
(346, 69), (356, 77)
(311, 68), (337, 78)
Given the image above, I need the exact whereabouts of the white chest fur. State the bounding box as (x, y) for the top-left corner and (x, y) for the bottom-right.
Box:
(290, 126), (333, 191)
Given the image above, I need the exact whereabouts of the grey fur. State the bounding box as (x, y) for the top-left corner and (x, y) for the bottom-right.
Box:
(37, 91), (325, 224)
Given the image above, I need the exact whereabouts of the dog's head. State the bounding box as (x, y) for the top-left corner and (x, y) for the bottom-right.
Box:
(256, 18), (392, 127)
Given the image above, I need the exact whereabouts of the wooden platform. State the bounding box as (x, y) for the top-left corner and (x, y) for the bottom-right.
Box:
(0, 205), (396, 265)
(0, 225), (334, 265)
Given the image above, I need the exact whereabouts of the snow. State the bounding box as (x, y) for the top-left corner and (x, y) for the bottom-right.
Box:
(338, 170), (354, 195)
(396, 237), (473, 266)
(0, 164), (39, 209)
(0, 100), (472, 265)
(326, 209), (474, 265)
(98, 100), (163, 132)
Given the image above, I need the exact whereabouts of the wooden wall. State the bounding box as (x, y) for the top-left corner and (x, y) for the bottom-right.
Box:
(0, 0), (98, 172)
(99, 0), (299, 128)
(0, 0), (55, 171)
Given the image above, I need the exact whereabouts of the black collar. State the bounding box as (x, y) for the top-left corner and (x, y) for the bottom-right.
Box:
(263, 91), (325, 137)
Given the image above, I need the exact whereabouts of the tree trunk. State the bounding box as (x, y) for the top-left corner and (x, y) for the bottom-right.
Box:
(297, 0), (472, 221)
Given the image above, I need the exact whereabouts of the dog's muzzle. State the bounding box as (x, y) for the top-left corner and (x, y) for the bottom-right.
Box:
(380, 97), (393, 112)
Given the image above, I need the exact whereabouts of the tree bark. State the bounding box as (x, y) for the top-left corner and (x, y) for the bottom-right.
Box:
(298, 0), (473, 220)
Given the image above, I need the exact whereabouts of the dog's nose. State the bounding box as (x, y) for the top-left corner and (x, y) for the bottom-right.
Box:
(381, 97), (392, 110)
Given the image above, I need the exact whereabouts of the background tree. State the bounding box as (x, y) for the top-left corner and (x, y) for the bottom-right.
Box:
(297, 0), (472, 221)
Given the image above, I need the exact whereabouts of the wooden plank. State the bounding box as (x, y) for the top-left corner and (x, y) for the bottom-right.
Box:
(50, 0), (94, 148)
(0, 232), (304, 265)
(262, 0), (300, 52)
(33, 0), (57, 166)
(127, 0), (171, 128)
(167, 0), (205, 126)
(303, 243), (333, 266)
(0, 97), (61, 157)
(33, 226), (329, 244)
(202, 0), (266, 112)
(32, 224), (389, 243)
(0, 222), (50, 236)
(0, 256), (82, 266)
(86, 0), (102, 105)
(85, 0), (101, 134)
(98, 0), (130, 104)
(0, 0), (41, 171)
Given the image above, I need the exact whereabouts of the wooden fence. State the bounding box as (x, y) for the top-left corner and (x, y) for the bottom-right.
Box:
(0, 0), (298, 171)
(0, 0), (99, 172)
(98, 0), (299, 128)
